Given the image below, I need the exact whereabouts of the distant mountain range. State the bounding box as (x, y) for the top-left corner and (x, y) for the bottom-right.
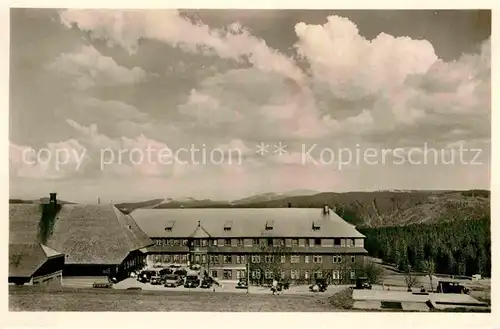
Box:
(10, 189), (490, 228)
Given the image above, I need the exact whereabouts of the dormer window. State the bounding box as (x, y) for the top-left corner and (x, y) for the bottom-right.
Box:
(165, 221), (175, 231)
(265, 220), (274, 230)
(224, 221), (233, 231)
(312, 221), (321, 231)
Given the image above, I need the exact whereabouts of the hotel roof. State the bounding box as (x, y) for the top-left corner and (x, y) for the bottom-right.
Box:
(132, 208), (365, 238)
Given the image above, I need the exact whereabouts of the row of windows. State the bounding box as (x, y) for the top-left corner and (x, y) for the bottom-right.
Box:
(249, 269), (356, 280)
(151, 253), (357, 264)
(153, 238), (360, 247)
(210, 269), (356, 281)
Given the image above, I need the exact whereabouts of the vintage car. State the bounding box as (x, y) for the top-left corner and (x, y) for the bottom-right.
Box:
(184, 271), (201, 288)
(236, 278), (248, 289)
(200, 277), (214, 289)
(164, 274), (184, 287)
(150, 275), (163, 285)
(137, 270), (157, 283)
(309, 278), (328, 292)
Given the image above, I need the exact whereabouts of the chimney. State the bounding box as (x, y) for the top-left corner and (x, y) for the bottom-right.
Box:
(288, 202), (292, 208)
(49, 193), (57, 207)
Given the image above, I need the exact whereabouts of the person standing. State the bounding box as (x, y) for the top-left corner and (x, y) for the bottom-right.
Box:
(272, 279), (278, 295)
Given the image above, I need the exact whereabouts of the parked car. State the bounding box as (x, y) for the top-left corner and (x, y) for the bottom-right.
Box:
(137, 270), (156, 283)
(164, 274), (184, 287)
(355, 277), (372, 290)
(309, 278), (328, 292)
(184, 272), (201, 288)
(200, 277), (214, 289)
(174, 269), (187, 278)
(236, 278), (248, 289)
(159, 268), (173, 276)
(150, 275), (163, 285)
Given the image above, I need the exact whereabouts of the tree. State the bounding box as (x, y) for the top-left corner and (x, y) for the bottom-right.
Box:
(403, 266), (419, 291)
(421, 259), (436, 292)
(248, 239), (292, 285)
(358, 261), (384, 285)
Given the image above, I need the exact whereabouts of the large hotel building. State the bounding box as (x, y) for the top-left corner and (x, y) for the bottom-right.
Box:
(133, 206), (368, 284)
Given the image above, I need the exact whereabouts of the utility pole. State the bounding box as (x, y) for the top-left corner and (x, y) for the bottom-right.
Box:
(246, 261), (250, 294)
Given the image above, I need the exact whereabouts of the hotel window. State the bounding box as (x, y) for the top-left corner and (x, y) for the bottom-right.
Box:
(332, 270), (340, 280)
(265, 255), (274, 263)
(195, 254), (200, 263)
(313, 238), (321, 246)
(182, 239), (189, 246)
(290, 269), (300, 280)
(280, 255), (286, 263)
(223, 270), (232, 280)
(237, 239), (244, 246)
(265, 270), (273, 279)
(236, 270), (246, 279)
(351, 256), (356, 263)
(223, 255), (232, 264)
(291, 239), (299, 247)
(211, 270), (218, 278)
(304, 239), (310, 247)
(291, 255), (300, 263)
(276, 238), (285, 247)
(173, 254), (179, 262)
(165, 254), (171, 262)
(201, 254), (207, 263)
(280, 271), (286, 279)
(334, 238), (341, 246)
(167, 239), (173, 246)
(236, 255), (245, 264)
(252, 269), (261, 279)
(252, 238), (259, 246)
(211, 239), (218, 247)
(224, 239), (231, 246)
(209, 255), (219, 264)
(251, 255), (261, 263)
(266, 238), (273, 247)
(350, 238), (355, 246)
(194, 239), (200, 247)
(333, 255), (342, 263)
(314, 270), (323, 279)
(155, 239), (160, 246)
(173, 239), (181, 246)
(304, 270), (310, 279)
(304, 255), (310, 263)
(313, 255), (322, 264)
(350, 271), (356, 280)
(201, 239), (207, 247)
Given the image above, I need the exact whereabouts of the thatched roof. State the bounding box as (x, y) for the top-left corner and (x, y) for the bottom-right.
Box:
(9, 204), (153, 266)
(9, 243), (63, 278)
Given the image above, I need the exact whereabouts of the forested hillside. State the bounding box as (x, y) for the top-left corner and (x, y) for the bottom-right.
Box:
(359, 217), (491, 277)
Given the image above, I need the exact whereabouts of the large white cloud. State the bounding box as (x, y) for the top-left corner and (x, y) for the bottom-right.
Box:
(48, 45), (148, 90)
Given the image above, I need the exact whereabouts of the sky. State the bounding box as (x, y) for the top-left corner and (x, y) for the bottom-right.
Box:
(9, 9), (491, 203)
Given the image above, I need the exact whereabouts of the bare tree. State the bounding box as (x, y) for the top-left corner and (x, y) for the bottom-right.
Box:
(357, 261), (384, 285)
(404, 265), (420, 291)
(421, 259), (436, 292)
(248, 240), (292, 286)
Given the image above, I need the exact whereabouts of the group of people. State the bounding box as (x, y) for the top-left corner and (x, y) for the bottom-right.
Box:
(271, 279), (283, 295)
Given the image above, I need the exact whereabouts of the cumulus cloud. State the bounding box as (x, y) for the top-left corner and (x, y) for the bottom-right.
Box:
(58, 9), (305, 83)
(48, 45), (148, 90)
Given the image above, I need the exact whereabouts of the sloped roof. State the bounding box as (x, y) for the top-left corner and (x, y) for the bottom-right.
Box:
(132, 208), (365, 238)
(9, 243), (63, 278)
(9, 204), (153, 265)
(189, 225), (211, 238)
